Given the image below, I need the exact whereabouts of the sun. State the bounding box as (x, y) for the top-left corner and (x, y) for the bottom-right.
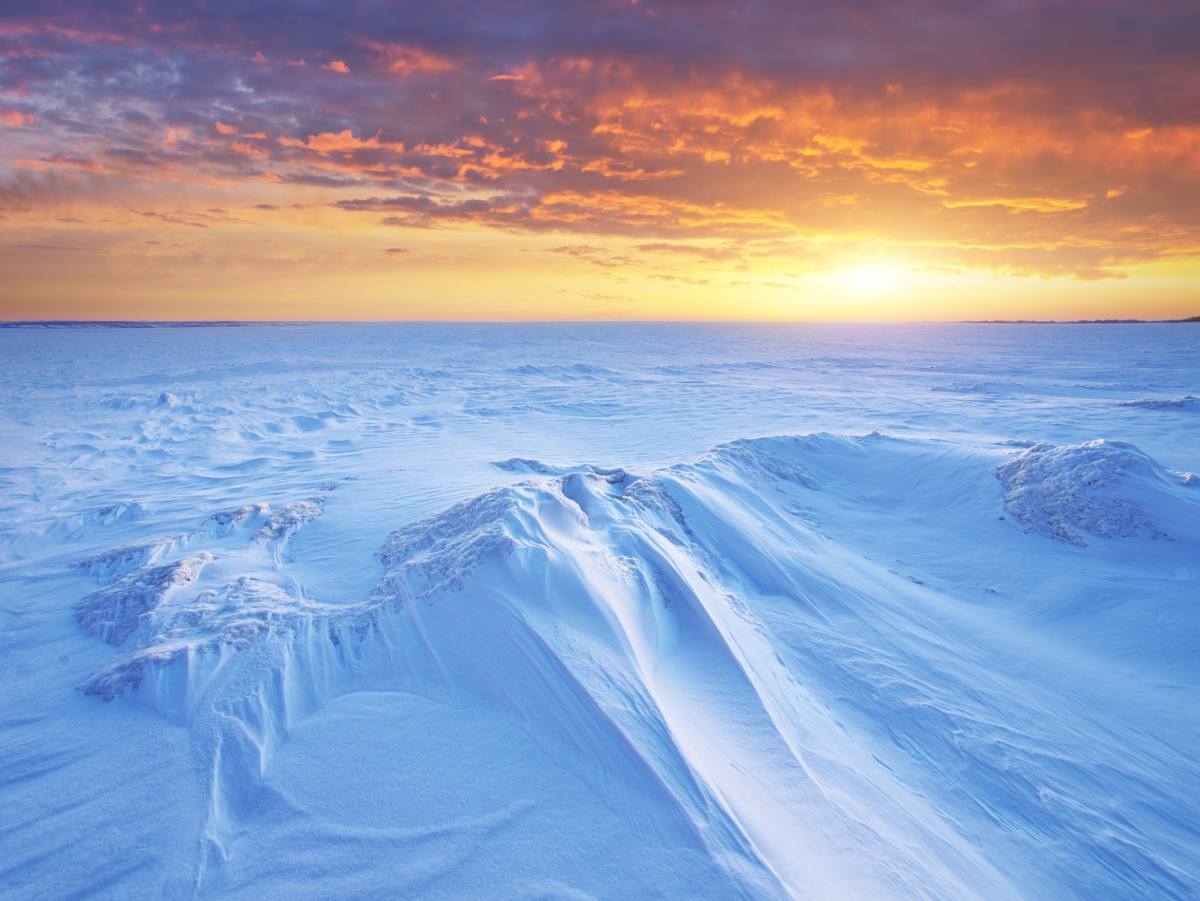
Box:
(837, 261), (908, 296)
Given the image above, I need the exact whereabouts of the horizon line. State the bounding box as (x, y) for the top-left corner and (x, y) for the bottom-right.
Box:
(2, 316), (1198, 328)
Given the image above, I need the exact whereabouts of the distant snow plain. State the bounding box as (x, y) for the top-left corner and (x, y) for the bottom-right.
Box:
(1, 322), (1197, 899)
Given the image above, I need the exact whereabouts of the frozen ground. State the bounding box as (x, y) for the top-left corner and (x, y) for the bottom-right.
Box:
(0, 322), (1197, 899)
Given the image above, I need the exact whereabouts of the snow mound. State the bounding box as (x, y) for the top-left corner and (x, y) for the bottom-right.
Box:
(996, 440), (1198, 545)
(81, 576), (333, 701)
(376, 487), (519, 599)
(930, 381), (986, 393)
(76, 537), (176, 580)
(204, 503), (268, 534)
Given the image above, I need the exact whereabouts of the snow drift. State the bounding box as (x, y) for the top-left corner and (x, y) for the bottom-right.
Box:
(71, 434), (1200, 899)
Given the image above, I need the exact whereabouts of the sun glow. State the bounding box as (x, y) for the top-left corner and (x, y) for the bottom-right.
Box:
(836, 262), (910, 296)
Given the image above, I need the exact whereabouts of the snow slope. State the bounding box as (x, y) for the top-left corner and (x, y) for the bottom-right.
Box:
(1, 323), (1198, 899)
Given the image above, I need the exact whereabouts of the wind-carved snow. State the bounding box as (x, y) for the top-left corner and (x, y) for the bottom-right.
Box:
(76, 553), (212, 647)
(929, 381), (986, 393)
(64, 431), (1200, 899)
(8, 321), (1200, 900)
(76, 537), (176, 580)
(695, 435), (822, 488)
(74, 494), (331, 699)
(81, 576), (329, 702)
(995, 439), (1197, 545)
(376, 488), (519, 600)
(255, 498), (324, 542)
(203, 503), (267, 534)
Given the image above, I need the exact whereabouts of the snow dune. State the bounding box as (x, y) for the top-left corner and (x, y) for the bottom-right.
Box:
(69, 433), (1200, 898)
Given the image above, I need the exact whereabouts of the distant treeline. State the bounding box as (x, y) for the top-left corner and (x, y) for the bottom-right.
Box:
(962, 316), (1199, 324)
(0, 321), (284, 329)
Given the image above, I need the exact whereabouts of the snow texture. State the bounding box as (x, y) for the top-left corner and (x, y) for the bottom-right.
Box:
(995, 439), (1196, 545)
(2, 322), (1198, 900)
(1117, 394), (1199, 409)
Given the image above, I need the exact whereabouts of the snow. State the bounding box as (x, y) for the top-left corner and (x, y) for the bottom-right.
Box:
(1, 322), (1197, 899)
(1117, 394), (1199, 409)
(995, 439), (1196, 546)
(76, 552), (213, 647)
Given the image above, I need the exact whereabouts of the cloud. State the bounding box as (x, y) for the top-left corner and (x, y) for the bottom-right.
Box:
(279, 130), (403, 154)
(5, 242), (94, 252)
(547, 244), (635, 267)
(365, 41), (455, 75)
(636, 242), (742, 262)
(2, 0), (1199, 282)
(134, 208), (248, 227)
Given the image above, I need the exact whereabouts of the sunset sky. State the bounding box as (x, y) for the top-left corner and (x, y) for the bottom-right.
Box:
(2, 1), (1198, 321)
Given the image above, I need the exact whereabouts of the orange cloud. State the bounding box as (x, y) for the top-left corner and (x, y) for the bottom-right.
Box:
(6, 16), (1200, 313)
(364, 42), (455, 75)
(229, 141), (268, 159)
(280, 130), (404, 154)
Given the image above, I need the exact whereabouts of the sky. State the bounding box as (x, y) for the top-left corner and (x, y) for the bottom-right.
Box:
(1, 1), (1198, 321)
